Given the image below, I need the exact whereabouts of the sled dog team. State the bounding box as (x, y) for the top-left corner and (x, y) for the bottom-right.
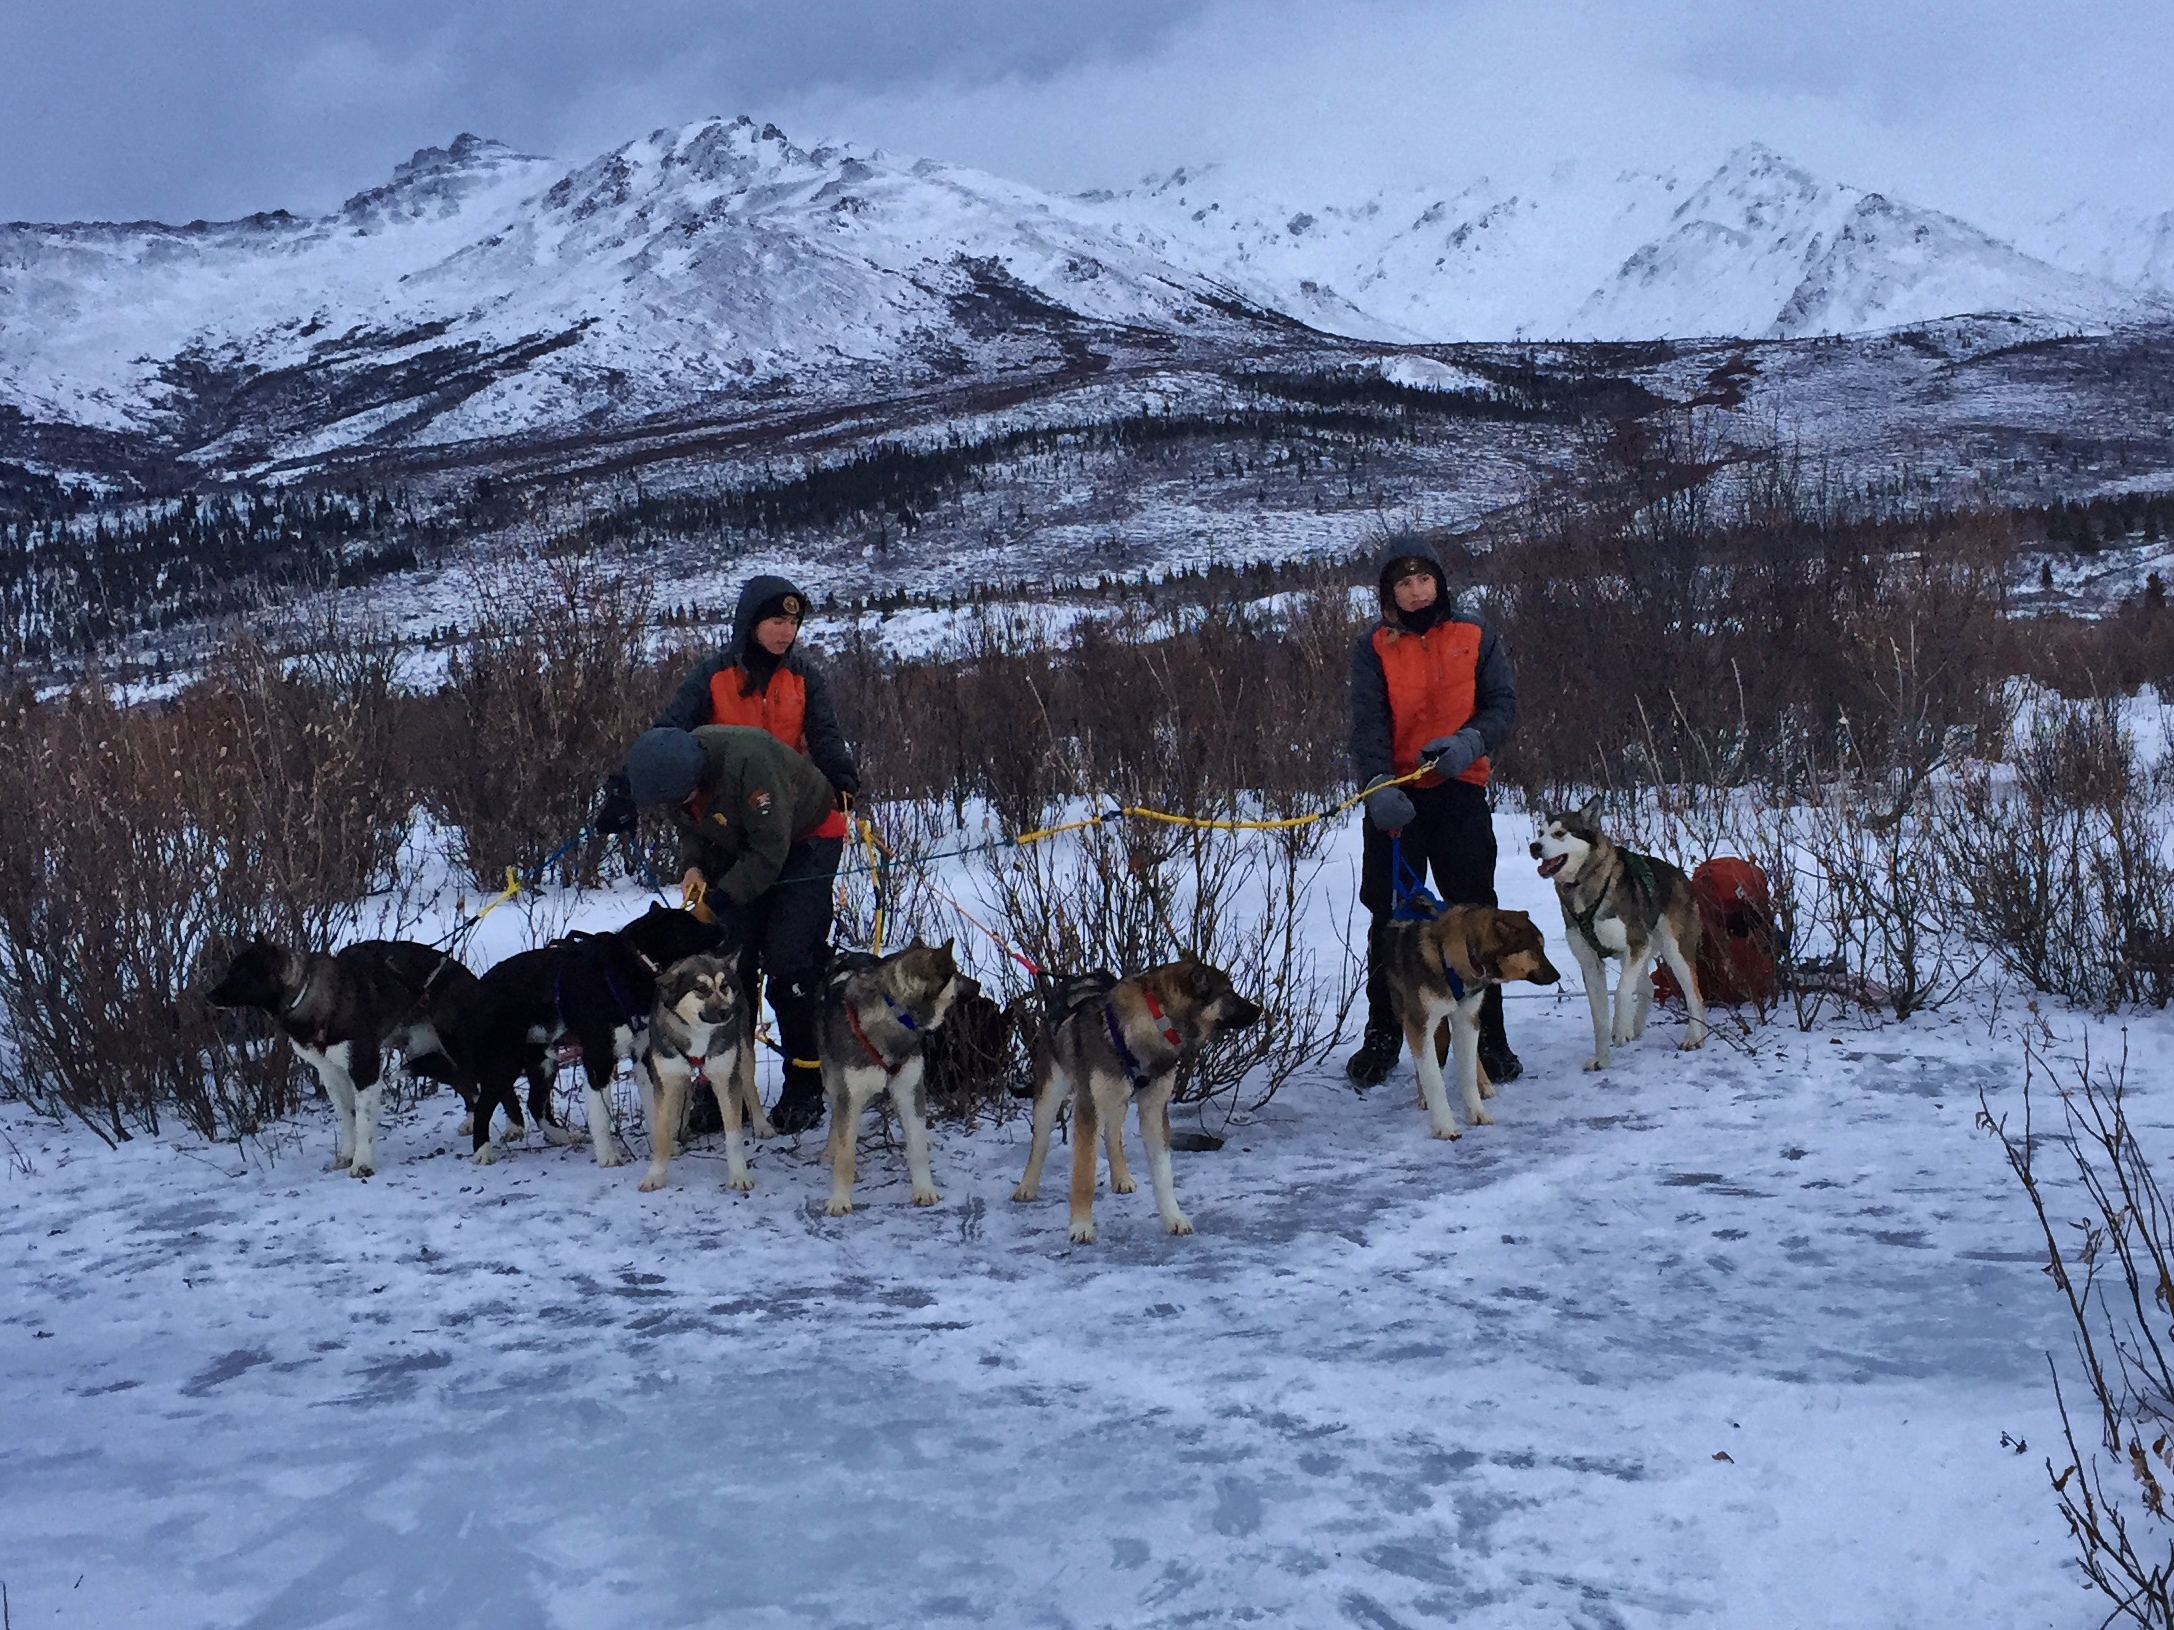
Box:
(206, 543), (1709, 1238)
(208, 797), (1704, 1241)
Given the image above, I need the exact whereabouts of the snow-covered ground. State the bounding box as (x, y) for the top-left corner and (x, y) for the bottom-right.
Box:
(0, 816), (2126, 1627)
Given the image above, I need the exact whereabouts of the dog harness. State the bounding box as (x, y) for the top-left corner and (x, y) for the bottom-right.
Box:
(1103, 990), (1184, 1091)
(1566, 850), (1658, 961)
(845, 1003), (907, 1077)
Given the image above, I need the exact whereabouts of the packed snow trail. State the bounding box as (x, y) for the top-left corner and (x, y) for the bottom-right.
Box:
(1, 1007), (2107, 1626)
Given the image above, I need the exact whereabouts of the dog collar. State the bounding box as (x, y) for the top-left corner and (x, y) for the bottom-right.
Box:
(283, 971), (314, 1016)
(881, 988), (918, 1032)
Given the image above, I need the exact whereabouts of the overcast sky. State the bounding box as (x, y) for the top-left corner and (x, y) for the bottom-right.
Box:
(4, 1), (2169, 231)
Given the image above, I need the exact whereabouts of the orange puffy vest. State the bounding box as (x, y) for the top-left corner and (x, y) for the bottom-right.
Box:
(708, 666), (808, 753)
(1372, 622), (1490, 788)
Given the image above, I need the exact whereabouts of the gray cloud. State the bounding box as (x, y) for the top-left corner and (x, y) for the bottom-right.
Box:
(3, 0), (2168, 229)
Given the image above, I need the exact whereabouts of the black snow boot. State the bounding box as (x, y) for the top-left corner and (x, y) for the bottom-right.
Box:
(1344, 1026), (1403, 1090)
(1476, 986), (1522, 1083)
(766, 974), (828, 1134)
(770, 1061), (826, 1134)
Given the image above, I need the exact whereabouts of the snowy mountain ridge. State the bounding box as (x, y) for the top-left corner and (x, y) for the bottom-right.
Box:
(1089, 143), (2164, 343)
(0, 117), (2166, 480)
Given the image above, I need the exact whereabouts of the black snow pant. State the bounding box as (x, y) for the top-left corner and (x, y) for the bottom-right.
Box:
(701, 834), (843, 1072)
(1359, 778), (1509, 1049)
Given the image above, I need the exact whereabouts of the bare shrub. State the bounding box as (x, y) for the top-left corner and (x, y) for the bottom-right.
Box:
(829, 586), (1364, 821)
(414, 557), (673, 891)
(1984, 1041), (2174, 1626)
(1485, 427), (2011, 801)
(0, 625), (422, 1141)
(0, 688), (293, 1141)
(1943, 696), (2174, 1011)
(193, 631), (418, 943)
(974, 806), (1360, 1115)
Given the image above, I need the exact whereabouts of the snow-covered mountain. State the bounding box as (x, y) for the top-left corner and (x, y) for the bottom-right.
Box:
(1088, 145), (2162, 343)
(1, 120), (2166, 481)
(0, 118), (1291, 470)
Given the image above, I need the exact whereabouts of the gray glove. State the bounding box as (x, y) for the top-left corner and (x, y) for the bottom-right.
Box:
(1421, 729), (1484, 780)
(1365, 785), (1417, 831)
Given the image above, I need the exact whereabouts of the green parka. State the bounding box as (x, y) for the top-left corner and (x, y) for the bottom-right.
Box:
(669, 726), (838, 905)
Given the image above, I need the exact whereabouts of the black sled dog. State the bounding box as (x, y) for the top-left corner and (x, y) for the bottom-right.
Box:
(459, 904), (723, 1168)
(207, 938), (474, 1178)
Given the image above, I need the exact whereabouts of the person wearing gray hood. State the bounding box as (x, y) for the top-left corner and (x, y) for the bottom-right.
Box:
(596, 575), (859, 1131)
(1346, 541), (1521, 1088)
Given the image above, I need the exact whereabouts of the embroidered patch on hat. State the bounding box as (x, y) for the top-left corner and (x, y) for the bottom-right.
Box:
(780, 594), (804, 618)
(747, 788), (773, 813)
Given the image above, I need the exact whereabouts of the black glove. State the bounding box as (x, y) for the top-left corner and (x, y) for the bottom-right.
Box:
(1420, 729), (1484, 780)
(594, 772), (637, 836)
(1364, 785), (1417, 831)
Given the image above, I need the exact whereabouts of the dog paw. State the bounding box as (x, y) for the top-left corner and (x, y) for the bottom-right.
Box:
(1584, 1057), (1607, 1073)
(455, 1115), (473, 1137)
(1611, 1029), (1636, 1047)
(727, 1171), (756, 1193)
(1429, 1123), (1462, 1141)
(638, 1171), (668, 1192)
(503, 1123), (529, 1144)
(912, 1189), (941, 1207)
(473, 1144), (502, 1166)
(825, 1198), (854, 1217)
(595, 1147), (629, 1169)
(1110, 1174), (1137, 1194)
(750, 1120), (777, 1142)
(1680, 1033), (1707, 1051)
(1011, 1182), (1039, 1203)
(1471, 1107), (1494, 1126)
(348, 1161), (374, 1179)
(1163, 1213), (1194, 1236)
(1478, 1079), (1498, 1100)
(541, 1123), (579, 1147)
(1067, 1219), (1097, 1244)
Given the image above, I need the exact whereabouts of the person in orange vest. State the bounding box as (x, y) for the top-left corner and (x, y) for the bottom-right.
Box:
(595, 575), (858, 1131)
(1345, 545), (1522, 1088)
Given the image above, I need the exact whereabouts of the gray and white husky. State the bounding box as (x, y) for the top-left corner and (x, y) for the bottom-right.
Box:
(816, 941), (964, 1216)
(638, 950), (767, 1193)
(1530, 803), (1706, 1070)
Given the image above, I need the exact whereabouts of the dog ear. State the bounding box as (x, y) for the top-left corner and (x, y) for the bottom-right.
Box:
(1577, 797), (1602, 827)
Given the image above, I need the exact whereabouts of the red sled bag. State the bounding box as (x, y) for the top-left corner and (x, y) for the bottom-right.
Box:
(1654, 857), (1780, 1008)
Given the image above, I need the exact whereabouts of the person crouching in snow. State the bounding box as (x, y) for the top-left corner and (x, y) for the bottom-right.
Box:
(1345, 544), (1522, 1088)
(617, 725), (848, 1133)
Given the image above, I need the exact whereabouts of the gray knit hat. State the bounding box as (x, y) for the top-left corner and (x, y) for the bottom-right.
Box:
(623, 728), (706, 806)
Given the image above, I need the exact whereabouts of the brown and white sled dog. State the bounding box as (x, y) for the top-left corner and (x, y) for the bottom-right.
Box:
(638, 950), (768, 1192)
(1530, 803), (1707, 1070)
(816, 941), (964, 1215)
(206, 938), (475, 1178)
(1012, 957), (1262, 1243)
(1376, 906), (1560, 1139)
